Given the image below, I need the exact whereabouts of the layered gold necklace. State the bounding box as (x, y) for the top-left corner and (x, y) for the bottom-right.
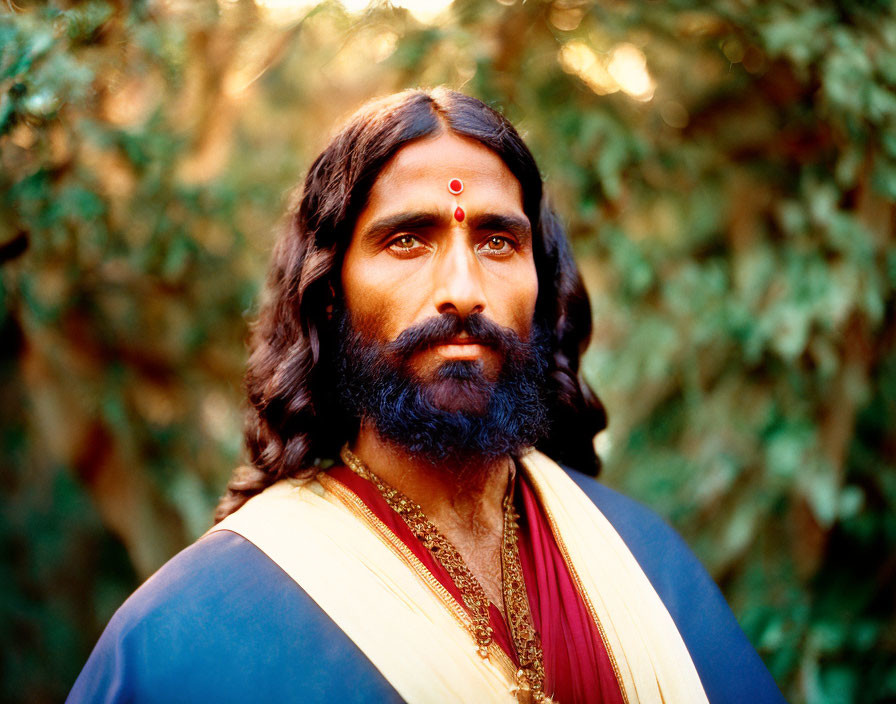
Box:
(340, 446), (551, 703)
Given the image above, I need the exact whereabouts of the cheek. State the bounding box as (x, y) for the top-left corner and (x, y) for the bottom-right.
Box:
(509, 265), (539, 338)
(342, 256), (379, 334)
(342, 259), (411, 342)
(345, 300), (390, 344)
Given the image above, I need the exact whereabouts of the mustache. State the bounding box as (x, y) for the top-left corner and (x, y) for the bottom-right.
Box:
(386, 313), (522, 360)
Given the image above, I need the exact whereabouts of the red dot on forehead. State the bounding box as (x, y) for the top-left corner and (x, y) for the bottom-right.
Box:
(454, 206), (465, 222)
(448, 178), (464, 195)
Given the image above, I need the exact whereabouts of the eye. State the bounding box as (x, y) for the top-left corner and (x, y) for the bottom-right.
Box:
(388, 234), (426, 255)
(478, 235), (513, 255)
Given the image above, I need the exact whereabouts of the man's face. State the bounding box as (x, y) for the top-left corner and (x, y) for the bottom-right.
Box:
(341, 132), (539, 387)
(337, 132), (548, 463)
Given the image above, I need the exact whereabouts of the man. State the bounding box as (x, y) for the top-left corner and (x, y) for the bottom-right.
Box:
(69, 89), (785, 703)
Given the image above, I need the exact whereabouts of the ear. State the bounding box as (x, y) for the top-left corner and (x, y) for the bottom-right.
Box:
(326, 281), (336, 319)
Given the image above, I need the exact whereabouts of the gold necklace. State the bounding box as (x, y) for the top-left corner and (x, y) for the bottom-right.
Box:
(340, 446), (550, 703)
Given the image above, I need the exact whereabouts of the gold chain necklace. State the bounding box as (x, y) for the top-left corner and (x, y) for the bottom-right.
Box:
(340, 446), (550, 703)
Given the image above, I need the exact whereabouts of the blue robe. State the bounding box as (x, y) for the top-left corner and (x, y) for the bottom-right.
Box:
(67, 470), (787, 703)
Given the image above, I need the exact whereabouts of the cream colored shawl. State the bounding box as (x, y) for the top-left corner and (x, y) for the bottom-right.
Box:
(210, 450), (708, 703)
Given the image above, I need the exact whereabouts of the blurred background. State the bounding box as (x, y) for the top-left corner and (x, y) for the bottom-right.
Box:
(2, 0), (895, 702)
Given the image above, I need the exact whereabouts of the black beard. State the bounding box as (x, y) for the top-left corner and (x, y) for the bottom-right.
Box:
(335, 310), (551, 466)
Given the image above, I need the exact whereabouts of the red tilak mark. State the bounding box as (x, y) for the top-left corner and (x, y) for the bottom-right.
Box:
(454, 206), (465, 222)
(448, 178), (463, 195)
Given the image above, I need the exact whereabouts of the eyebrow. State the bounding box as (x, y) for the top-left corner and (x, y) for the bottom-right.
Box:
(360, 210), (532, 245)
(468, 212), (532, 244)
(360, 212), (443, 244)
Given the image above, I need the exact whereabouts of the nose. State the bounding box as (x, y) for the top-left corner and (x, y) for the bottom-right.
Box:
(432, 235), (486, 318)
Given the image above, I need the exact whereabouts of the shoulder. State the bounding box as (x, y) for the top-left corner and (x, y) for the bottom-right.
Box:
(68, 530), (402, 704)
(563, 469), (702, 597)
(563, 467), (787, 704)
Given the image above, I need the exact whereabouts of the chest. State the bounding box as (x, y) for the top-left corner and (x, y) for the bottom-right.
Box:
(441, 529), (506, 612)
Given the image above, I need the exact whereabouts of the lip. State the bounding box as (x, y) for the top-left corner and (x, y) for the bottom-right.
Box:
(431, 338), (489, 360)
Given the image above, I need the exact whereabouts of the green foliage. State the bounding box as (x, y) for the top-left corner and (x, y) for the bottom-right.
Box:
(1, 1), (894, 702)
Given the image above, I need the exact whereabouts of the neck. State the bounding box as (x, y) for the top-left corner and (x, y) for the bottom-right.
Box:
(349, 421), (512, 541)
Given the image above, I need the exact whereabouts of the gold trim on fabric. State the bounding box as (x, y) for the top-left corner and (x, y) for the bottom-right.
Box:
(320, 474), (519, 681)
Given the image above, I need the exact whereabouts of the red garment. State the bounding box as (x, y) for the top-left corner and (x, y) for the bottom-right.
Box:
(328, 466), (624, 704)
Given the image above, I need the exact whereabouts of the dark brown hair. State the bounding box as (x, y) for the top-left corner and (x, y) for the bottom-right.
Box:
(215, 88), (607, 521)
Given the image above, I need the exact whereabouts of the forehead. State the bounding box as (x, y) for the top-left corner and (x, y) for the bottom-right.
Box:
(365, 132), (524, 209)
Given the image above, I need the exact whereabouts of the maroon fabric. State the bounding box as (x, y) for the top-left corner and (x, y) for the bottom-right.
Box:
(515, 474), (625, 704)
(327, 465), (624, 703)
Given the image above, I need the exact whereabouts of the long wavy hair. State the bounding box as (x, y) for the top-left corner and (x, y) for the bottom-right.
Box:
(215, 88), (607, 521)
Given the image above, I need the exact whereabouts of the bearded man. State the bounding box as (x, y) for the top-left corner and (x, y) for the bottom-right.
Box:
(69, 89), (785, 704)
